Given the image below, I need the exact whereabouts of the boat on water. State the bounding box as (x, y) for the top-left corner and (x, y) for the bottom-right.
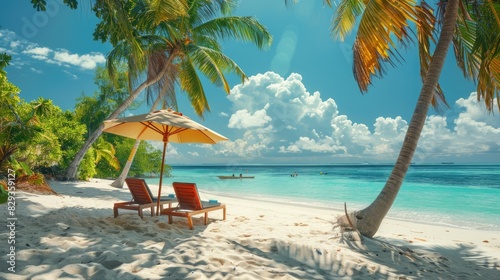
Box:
(217, 175), (254, 179)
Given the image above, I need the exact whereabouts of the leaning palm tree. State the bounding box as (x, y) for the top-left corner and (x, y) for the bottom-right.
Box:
(65, 0), (272, 180)
(330, 0), (500, 237)
(64, 0), (187, 180)
(112, 0), (274, 187)
(111, 95), (164, 188)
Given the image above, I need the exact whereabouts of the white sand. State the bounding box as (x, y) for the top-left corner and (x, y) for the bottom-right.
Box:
(1, 179), (499, 279)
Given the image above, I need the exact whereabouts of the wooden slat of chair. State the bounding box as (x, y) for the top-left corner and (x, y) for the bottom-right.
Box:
(161, 182), (226, 229)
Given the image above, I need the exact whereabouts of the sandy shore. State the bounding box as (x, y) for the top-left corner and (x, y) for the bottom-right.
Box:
(1, 179), (499, 279)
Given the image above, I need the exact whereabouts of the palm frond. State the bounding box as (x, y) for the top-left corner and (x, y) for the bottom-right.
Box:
(188, 44), (245, 93)
(461, 0), (500, 112)
(194, 16), (273, 50)
(477, 55), (500, 111)
(190, 0), (237, 25)
(331, 0), (366, 41)
(94, 139), (120, 171)
(351, 0), (417, 91)
(179, 59), (209, 117)
(453, 18), (480, 80)
(145, 0), (188, 26)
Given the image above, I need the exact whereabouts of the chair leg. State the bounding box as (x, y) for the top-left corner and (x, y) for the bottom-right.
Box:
(113, 207), (118, 218)
(187, 214), (194, 230)
(168, 215), (173, 224)
(223, 206), (226, 220)
(150, 206), (154, 217)
(204, 212), (208, 225)
(138, 209), (144, 219)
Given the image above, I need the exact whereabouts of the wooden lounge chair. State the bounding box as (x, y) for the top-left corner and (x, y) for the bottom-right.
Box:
(113, 178), (177, 219)
(160, 182), (226, 230)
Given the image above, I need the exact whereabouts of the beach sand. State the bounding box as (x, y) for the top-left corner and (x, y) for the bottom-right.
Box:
(1, 179), (499, 279)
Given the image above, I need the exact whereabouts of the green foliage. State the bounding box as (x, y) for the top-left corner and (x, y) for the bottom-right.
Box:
(48, 110), (86, 171)
(0, 53), (11, 76)
(79, 148), (97, 180)
(1, 55), (86, 178)
(128, 141), (169, 177)
(11, 98), (86, 174)
(96, 0), (272, 118)
(0, 59), (26, 174)
(96, 138), (170, 178)
(11, 158), (34, 176)
(0, 185), (7, 204)
(75, 65), (139, 135)
(1, 65), (85, 179)
(30, 0), (78, 11)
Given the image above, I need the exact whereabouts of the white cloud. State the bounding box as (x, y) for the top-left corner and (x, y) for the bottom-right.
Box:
(217, 72), (500, 163)
(225, 71), (340, 159)
(24, 47), (51, 57)
(1, 29), (105, 71)
(10, 41), (20, 49)
(63, 70), (78, 79)
(228, 108), (272, 129)
(30, 67), (43, 74)
(53, 51), (106, 70)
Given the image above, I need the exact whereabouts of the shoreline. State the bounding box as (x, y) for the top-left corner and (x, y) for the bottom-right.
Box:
(1, 179), (499, 279)
(202, 189), (500, 232)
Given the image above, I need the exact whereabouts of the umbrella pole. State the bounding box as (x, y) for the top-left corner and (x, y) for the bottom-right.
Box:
(156, 141), (168, 216)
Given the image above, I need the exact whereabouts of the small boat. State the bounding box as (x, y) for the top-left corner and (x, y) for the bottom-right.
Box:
(217, 175), (255, 179)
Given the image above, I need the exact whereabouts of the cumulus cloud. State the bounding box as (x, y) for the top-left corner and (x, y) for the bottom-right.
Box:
(1, 29), (105, 71)
(228, 108), (272, 129)
(10, 41), (21, 49)
(142, 72), (498, 164)
(53, 51), (106, 70)
(225, 72), (340, 160)
(218, 72), (500, 163)
(24, 46), (51, 57)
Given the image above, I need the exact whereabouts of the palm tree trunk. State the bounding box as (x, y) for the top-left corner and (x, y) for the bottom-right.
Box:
(64, 50), (178, 180)
(351, 0), (460, 237)
(110, 97), (163, 188)
(111, 139), (141, 187)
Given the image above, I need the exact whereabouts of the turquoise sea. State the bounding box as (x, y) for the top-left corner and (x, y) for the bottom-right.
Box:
(146, 164), (500, 231)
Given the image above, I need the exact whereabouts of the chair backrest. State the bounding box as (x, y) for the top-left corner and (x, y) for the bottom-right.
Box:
(125, 178), (154, 204)
(172, 182), (203, 210)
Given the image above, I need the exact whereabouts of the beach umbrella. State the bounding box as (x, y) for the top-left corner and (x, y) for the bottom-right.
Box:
(103, 109), (228, 215)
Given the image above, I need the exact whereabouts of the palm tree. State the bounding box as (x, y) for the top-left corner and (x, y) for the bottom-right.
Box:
(112, 0), (275, 187)
(330, 0), (500, 237)
(111, 96), (163, 188)
(64, 0), (272, 180)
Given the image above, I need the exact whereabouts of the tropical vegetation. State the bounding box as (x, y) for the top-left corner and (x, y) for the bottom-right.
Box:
(0, 54), (168, 194)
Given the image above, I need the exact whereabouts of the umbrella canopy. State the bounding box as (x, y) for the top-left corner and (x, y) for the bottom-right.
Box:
(103, 109), (228, 144)
(103, 109), (228, 215)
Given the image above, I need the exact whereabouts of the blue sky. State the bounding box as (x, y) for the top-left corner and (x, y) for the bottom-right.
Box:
(2, 0), (500, 165)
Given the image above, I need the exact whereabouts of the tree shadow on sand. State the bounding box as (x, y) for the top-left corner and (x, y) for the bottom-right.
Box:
(2, 181), (499, 279)
(223, 232), (500, 279)
(0, 201), (227, 279)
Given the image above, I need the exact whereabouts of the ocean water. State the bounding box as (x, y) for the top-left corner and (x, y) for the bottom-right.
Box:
(146, 164), (500, 231)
